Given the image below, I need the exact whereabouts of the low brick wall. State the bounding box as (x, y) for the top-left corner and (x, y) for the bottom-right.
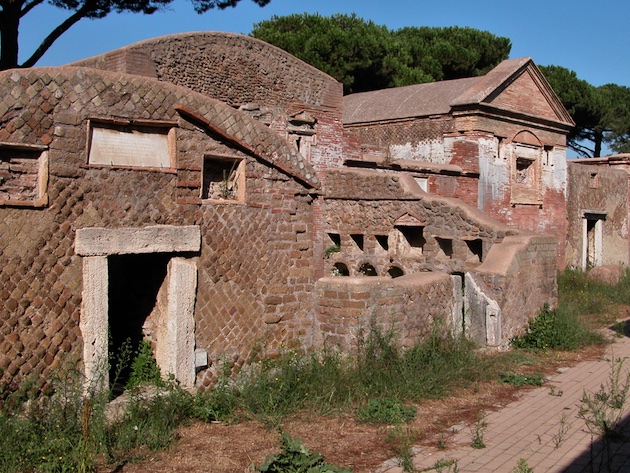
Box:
(314, 272), (455, 350)
(474, 234), (558, 344)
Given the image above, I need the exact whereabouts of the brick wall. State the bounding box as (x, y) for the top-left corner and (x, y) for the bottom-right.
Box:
(0, 67), (318, 391)
(315, 273), (454, 350)
(474, 234), (558, 343)
(566, 163), (629, 268)
(72, 32), (346, 175)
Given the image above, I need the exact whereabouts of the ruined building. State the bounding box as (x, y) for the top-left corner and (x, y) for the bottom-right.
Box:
(0, 32), (578, 392)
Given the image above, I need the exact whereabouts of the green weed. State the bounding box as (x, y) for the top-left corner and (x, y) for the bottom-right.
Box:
(511, 304), (604, 351)
(256, 430), (351, 473)
(470, 412), (487, 449)
(511, 458), (533, 473)
(498, 373), (544, 387)
(357, 398), (417, 424)
(578, 356), (630, 471)
(125, 340), (163, 391)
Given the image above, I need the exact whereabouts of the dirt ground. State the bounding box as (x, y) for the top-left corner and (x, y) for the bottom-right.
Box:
(99, 342), (607, 473)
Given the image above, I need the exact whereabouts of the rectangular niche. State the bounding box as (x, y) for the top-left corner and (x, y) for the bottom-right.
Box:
(375, 234), (389, 253)
(435, 237), (453, 259)
(511, 143), (541, 206)
(395, 225), (426, 257)
(327, 233), (341, 247)
(0, 142), (48, 207)
(325, 233), (341, 258)
(464, 238), (483, 263)
(350, 234), (364, 251)
(201, 154), (245, 202)
(88, 119), (175, 169)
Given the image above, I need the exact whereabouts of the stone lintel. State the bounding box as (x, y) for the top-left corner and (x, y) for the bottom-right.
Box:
(75, 225), (201, 256)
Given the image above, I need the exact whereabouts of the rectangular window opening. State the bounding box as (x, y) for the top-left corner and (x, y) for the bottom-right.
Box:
(202, 156), (245, 202)
(0, 143), (48, 207)
(327, 233), (341, 247)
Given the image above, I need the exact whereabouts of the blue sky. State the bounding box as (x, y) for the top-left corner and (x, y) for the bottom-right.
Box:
(21, 0), (629, 89)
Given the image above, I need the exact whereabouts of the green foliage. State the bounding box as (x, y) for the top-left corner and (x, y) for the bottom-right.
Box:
(324, 244), (341, 258)
(511, 458), (533, 473)
(126, 340), (163, 391)
(469, 412), (487, 449)
(579, 357), (630, 438)
(511, 303), (604, 351)
(251, 13), (511, 94)
(257, 430), (351, 473)
(498, 373), (544, 387)
(0, 357), (195, 472)
(578, 357), (630, 471)
(190, 361), (238, 422)
(425, 459), (459, 473)
(541, 64), (630, 157)
(556, 267), (630, 329)
(357, 398), (416, 424)
(105, 383), (195, 461)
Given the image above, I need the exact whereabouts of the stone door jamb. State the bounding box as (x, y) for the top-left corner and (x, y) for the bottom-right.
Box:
(74, 225), (201, 391)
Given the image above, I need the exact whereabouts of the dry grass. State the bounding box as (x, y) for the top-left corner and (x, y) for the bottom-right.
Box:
(113, 344), (607, 473)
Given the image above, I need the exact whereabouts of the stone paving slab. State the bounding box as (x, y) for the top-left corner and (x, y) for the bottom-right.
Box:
(378, 333), (630, 472)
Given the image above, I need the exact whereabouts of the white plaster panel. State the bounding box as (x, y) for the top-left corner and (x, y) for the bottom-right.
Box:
(478, 137), (509, 210)
(390, 140), (446, 163)
(541, 146), (568, 194)
(88, 126), (171, 168)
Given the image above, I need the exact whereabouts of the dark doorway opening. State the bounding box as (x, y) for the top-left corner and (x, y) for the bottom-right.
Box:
(108, 253), (170, 395)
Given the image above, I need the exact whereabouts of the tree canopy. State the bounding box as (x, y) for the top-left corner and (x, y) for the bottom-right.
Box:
(251, 13), (512, 94)
(0, 0), (271, 70)
(540, 65), (630, 157)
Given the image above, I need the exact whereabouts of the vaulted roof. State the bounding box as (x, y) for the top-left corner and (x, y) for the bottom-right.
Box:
(343, 57), (574, 127)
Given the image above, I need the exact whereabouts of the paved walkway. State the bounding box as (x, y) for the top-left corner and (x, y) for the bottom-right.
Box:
(378, 330), (630, 473)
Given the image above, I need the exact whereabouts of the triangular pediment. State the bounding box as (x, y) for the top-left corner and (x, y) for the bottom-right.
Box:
(484, 65), (573, 125)
(450, 58), (574, 127)
(394, 211), (427, 226)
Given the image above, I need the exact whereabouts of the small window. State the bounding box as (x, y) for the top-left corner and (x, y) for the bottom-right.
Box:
(327, 233), (341, 247)
(201, 155), (245, 202)
(589, 172), (599, 189)
(414, 177), (428, 192)
(511, 141), (542, 205)
(0, 143), (48, 207)
(515, 157), (534, 185)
